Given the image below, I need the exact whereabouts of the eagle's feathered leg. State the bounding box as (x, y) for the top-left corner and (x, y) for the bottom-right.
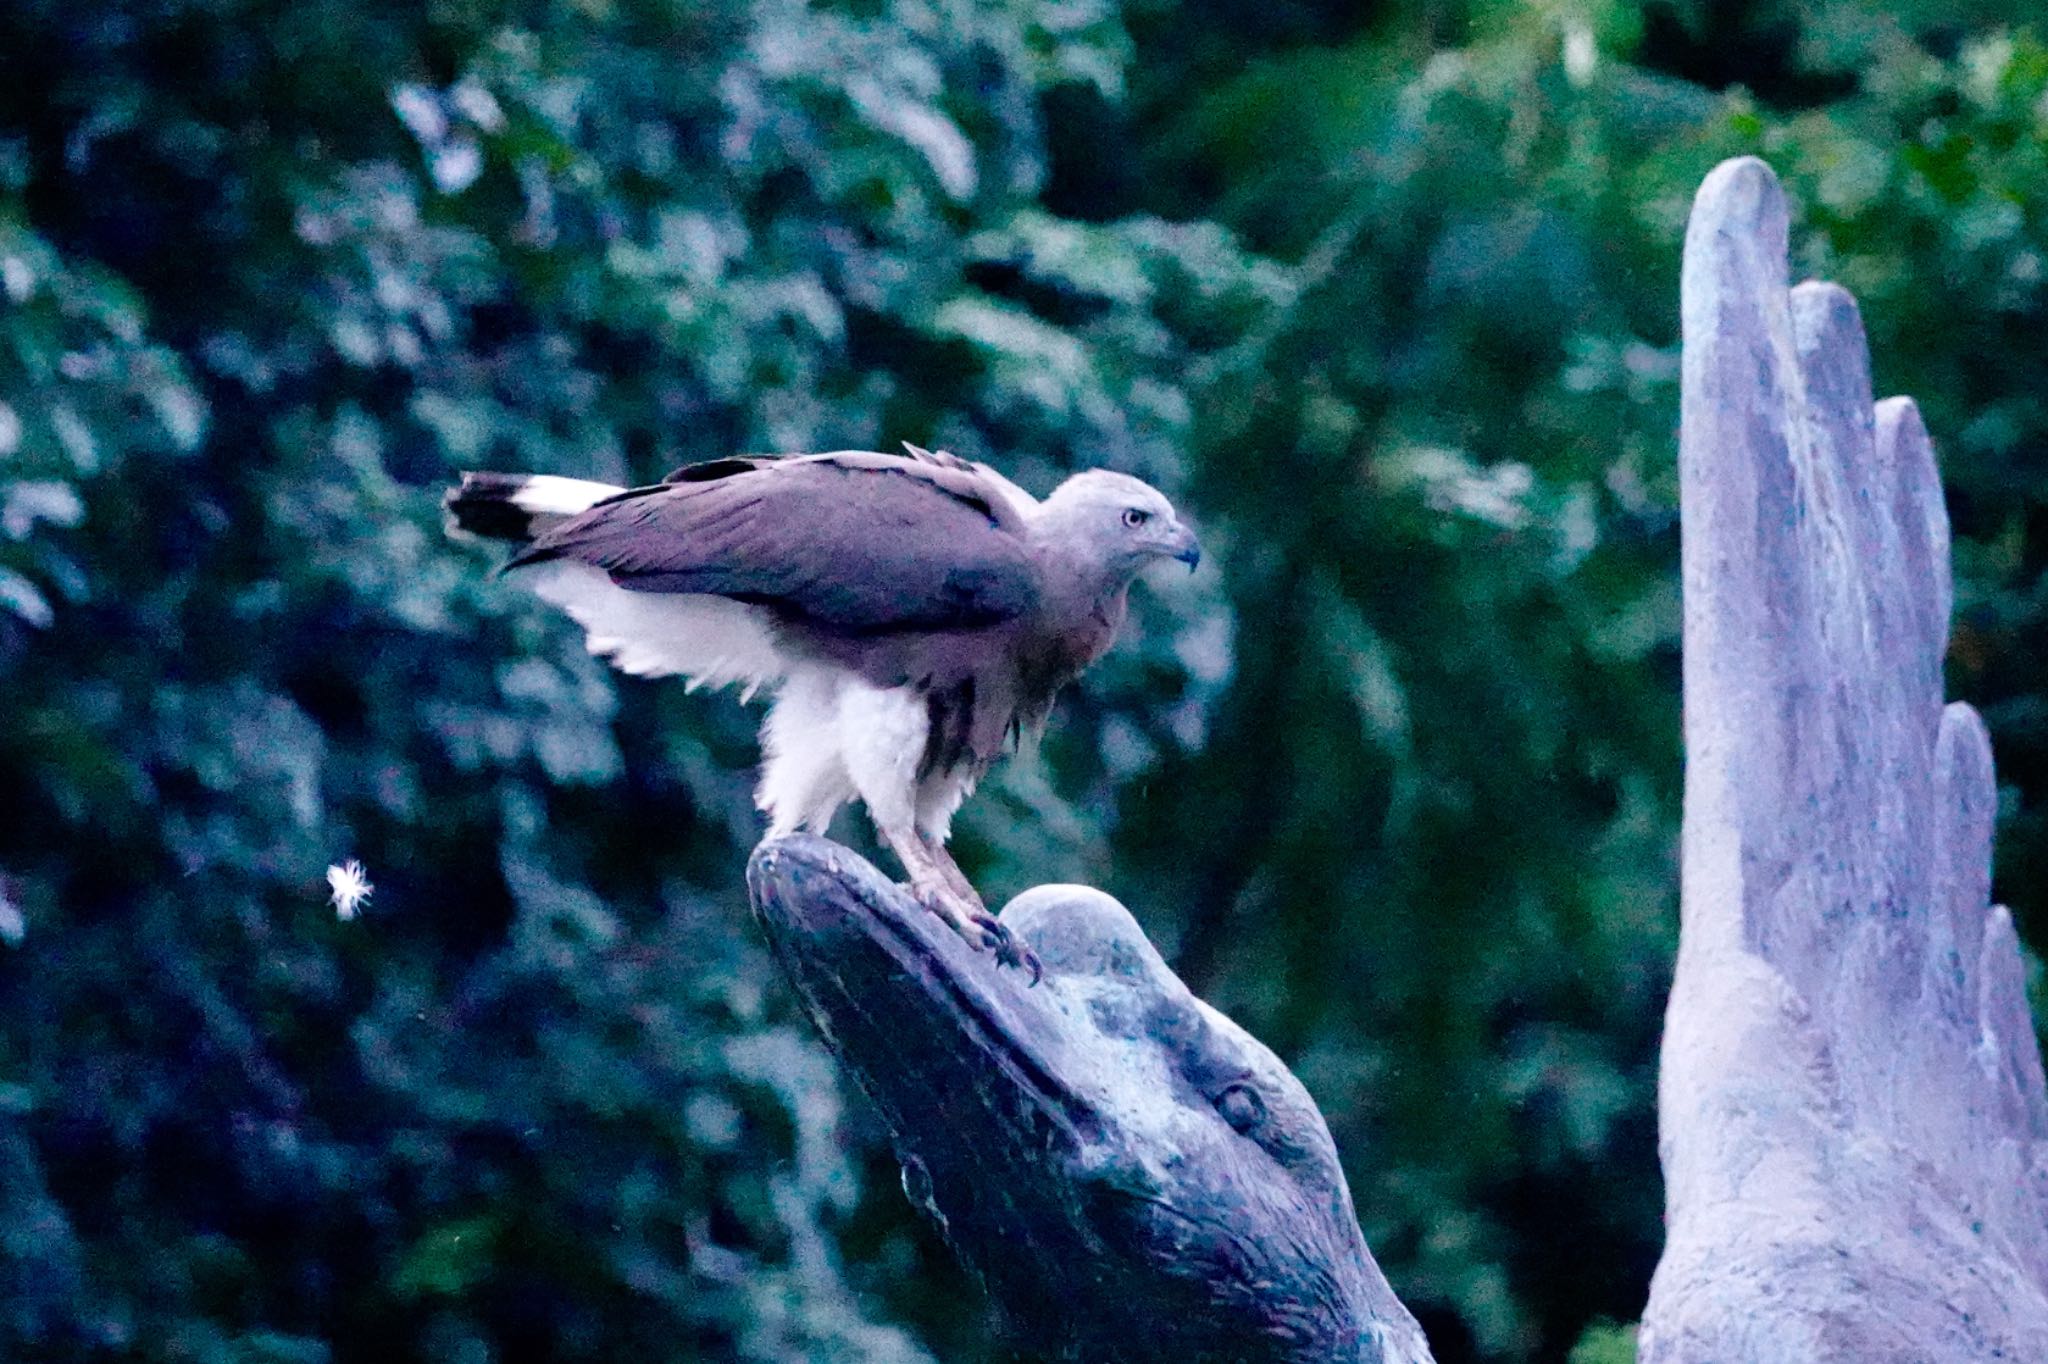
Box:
(839, 682), (1038, 977)
(758, 670), (856, 835)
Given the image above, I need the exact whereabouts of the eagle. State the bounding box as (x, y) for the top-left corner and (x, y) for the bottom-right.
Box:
(445, 446), (1200, 971)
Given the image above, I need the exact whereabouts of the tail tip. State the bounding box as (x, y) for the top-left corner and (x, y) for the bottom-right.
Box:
(444, 472), (541, 543)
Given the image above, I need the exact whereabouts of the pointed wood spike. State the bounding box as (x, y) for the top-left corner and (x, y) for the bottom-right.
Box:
(1788, 281), (1878, 682)
(1677, 158), (1808, 961)
(1875, 395), (1952, 676)
(1935, 702), (1998, 994)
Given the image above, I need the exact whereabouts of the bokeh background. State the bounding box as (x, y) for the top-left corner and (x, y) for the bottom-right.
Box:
(2, 1), (2045, 1360)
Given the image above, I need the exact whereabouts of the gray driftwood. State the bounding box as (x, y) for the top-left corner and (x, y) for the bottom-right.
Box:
(1640, 156), (2048, 1361)
(747, 835), (1433, 1364)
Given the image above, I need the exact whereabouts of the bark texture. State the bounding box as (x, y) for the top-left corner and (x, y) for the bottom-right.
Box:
(1640, 155), (2048, 1362)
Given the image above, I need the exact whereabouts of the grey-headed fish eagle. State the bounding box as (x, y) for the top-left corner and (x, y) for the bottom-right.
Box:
(446, 446), (1199, 972)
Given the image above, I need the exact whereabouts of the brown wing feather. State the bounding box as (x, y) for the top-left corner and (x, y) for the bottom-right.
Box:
(508, 452), (1039, 634)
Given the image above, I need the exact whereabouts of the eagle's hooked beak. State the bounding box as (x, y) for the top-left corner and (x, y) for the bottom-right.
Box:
(1168, 522), (1202, 572)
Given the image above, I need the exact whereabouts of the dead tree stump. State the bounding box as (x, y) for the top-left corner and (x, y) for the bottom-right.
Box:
(1640, 156), (2048, 1362)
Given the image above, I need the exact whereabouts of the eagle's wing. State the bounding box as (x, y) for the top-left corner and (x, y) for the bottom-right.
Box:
(511, 451), (1040, 634)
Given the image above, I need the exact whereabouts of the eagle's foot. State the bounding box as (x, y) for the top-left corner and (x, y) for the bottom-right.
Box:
(907, 881), (1042, 983)
(972, 912), (1043, 985)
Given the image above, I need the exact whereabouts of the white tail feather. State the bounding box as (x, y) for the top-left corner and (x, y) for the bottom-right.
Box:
(522, 561), (788, 693)
(510, 476), (622, 517)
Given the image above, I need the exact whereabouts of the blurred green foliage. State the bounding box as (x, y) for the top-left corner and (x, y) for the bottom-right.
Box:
(0, 1), (2043, 1362)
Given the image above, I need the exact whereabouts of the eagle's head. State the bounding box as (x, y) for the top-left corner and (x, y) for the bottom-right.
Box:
(1034, 470), (1201, 577)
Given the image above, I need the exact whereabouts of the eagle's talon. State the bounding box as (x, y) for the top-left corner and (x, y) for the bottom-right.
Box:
(975, 914), (1042, 984)
(900, 874), (1038, 981)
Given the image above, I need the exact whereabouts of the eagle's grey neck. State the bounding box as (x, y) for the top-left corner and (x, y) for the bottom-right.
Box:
(1024, 511), (1137, 619)
(1014, 498), (1144, 698)
(1042, 554), (1130, 618)
(1027, 542), (1132, 675)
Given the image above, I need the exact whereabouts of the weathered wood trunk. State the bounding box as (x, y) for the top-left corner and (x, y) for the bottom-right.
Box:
(1639, 156), (2048, 1361)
